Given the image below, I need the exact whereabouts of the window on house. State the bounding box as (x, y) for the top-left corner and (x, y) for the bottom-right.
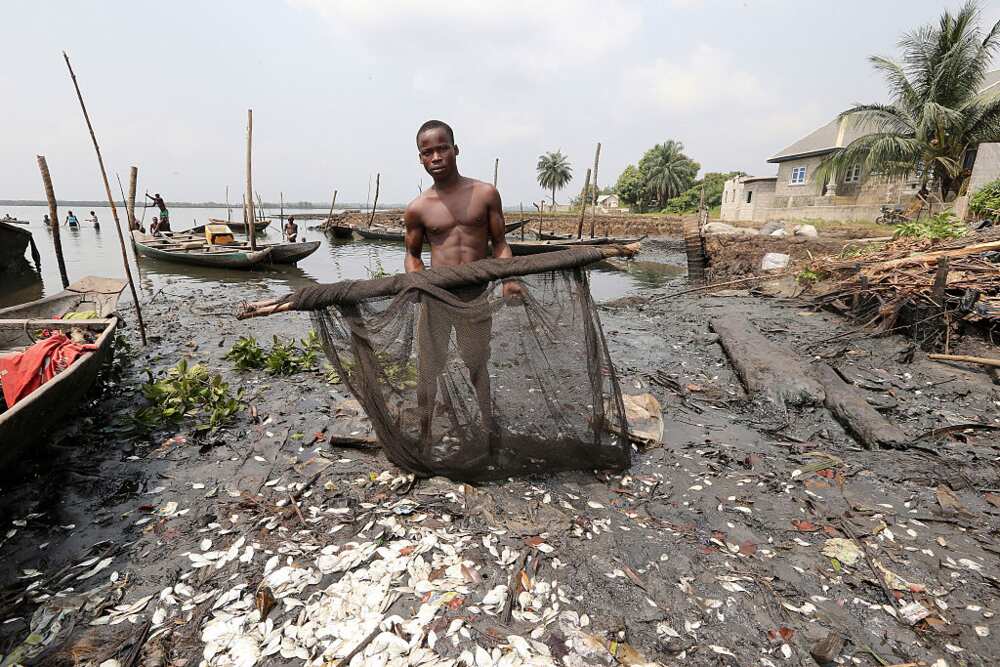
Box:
(790, 166), (806, 184)
(844, 164), (862, 183)
(962, 147), (978, 171)
(746, 190), (753, 204)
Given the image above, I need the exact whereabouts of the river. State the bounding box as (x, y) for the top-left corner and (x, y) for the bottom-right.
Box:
(1, 204), (682, 309)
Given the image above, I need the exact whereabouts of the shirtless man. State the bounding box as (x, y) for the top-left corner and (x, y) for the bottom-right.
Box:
(145, 192), (170, 231)
(284, 216), (298, 243)
(404, 119), (521, 449)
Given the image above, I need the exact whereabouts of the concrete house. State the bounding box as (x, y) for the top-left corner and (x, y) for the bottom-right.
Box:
(595, 193), (626, 213)
(722, 70), (1000, 223)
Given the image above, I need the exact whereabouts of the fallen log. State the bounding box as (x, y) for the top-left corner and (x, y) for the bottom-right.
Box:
(813, 364), (909, 449)
(709, 315), (825, 408)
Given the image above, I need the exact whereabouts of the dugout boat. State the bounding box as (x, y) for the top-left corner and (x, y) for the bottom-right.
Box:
(355, 219), (531, 242)
(508, 236), (647, 256)
(0, 276), (126, 465)
(0, 221), (40, 274)
(206, 218), (271, 234)
(179, 226), (320, 265)
(131, 230), (273, 269)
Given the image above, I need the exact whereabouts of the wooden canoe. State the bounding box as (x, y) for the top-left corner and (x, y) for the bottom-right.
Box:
(508, 236), (646, 256)
(0, 277), (126, 466)
(172, 227), (321, 265)
(132, 231), (273, 269)
(354, 219), (531, 242)
(0, 221), (34, 274)
(326, 224), (355, 239)
(207, 218), (271, 233)
(0, 217), (29, 225)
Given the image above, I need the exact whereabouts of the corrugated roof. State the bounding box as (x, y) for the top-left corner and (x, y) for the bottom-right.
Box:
(769, 69), (1000, 163)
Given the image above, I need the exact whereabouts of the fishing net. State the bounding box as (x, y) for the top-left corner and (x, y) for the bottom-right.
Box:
(249, 247), (632, 480)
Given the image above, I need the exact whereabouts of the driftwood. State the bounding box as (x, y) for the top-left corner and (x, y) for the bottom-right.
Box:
(709, 315), (825, 408)
(813, 364), (909, 449)
(928, 353), (1000, 369)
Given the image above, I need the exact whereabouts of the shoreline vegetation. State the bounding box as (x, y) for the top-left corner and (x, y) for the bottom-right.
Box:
(0, 199), (398, 210)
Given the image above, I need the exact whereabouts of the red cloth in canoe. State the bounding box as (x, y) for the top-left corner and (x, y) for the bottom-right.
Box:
(0, 333), (96, 408)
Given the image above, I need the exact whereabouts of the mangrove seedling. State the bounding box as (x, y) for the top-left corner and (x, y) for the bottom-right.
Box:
(136, 358), (243, 433)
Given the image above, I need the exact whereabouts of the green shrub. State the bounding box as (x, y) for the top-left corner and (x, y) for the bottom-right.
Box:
(892, 211), (967, 241)
(136, 359), (243, 433)
(225, 332), (322, 376)
(969, 178), (1000, 218)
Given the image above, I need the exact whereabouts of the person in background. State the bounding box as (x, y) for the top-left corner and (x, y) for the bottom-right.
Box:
(87, 210), (100, 229)
(150, 216), (160, 235)
(284, 216), (298, 243)
(65, 211), (79, 227)
(42, 214), (51, 227)
(145, 192), (169, 231)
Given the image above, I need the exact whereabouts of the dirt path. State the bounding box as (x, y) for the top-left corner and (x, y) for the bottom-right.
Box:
(0, 256), (998, 666)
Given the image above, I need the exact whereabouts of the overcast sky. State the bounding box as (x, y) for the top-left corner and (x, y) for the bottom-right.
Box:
(3, 1), (998, 206)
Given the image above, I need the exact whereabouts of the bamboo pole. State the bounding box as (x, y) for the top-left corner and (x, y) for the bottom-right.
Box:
(520, 203), (525, 241)
(62, 52), (147, 345)
(493, 157), (499, 188)
(589, 143), (601, 238)
(126, 166), (138, 230)
(327, 189), (338, 221)
(246, 109), (256, 251)
(367, 172), (380, 228)
(576, 167), (591, 239)
(280, 191), (284, 229)
(36, 156), (69, 289)
(536, 200), (544, 237)
(226, 185), (231, 222)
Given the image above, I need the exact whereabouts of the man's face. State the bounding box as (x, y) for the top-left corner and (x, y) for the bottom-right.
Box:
(417, 128), (458, 178)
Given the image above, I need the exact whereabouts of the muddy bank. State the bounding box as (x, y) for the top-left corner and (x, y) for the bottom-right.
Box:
(0, 251), (999, 666)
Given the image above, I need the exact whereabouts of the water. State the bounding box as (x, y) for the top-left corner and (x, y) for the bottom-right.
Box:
(1, 205), (682, 309)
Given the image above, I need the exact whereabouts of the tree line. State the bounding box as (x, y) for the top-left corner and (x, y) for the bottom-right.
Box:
(535, 141), (738, 214)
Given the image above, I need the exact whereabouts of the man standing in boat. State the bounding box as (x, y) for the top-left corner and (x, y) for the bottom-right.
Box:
(404, 119), (521, 450)
(145, 192), (170, 232)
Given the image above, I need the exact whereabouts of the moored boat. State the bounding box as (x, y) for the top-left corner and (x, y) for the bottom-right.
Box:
(508, 236), (646, 256)
(175, 226), (321, 265)
(0, 277), (126, 465)
(354, 219), (531, 242)
(0, 221), (40, 274)
(132, 230), (273, 269)
(207, 218), (271, 234)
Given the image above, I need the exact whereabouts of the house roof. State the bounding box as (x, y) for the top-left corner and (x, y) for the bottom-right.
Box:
(596, 194), (617, 203)
(742, 176), (778, 183)
(769, 69), (1000, 164)
(768, 117), (871, 163)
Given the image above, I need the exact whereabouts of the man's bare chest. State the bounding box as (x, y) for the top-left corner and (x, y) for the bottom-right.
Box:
(422, 198), (489, 235)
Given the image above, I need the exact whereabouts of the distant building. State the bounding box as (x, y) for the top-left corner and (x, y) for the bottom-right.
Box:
(722, 70), (1000, 223)
(596, 194), (627, 213)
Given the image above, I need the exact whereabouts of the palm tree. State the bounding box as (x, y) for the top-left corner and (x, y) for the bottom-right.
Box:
(817, 1), (1000, 200)
(638, 140), (700, 208)
(536, 151), (573, 206)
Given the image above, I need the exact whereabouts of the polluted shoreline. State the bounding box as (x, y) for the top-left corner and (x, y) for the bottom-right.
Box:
(1, 240), (999, 667)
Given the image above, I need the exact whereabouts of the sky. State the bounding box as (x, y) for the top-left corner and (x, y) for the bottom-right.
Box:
(3, 0), (999, 207)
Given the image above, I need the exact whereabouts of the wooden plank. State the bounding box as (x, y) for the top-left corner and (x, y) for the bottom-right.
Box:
(814, 364), (909, 449)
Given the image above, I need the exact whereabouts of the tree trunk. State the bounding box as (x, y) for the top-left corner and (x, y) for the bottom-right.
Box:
(551, 186), (555, 208)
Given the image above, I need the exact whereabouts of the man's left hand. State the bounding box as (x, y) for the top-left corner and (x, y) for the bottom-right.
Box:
(502, 280), (525, 300)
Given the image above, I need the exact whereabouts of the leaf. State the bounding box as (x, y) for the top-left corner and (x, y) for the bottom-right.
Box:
(792, 519), (820, 532)
(936, 485), (973, 516)
(985, 493), (1000, 508)
(738, 540), (757, 556)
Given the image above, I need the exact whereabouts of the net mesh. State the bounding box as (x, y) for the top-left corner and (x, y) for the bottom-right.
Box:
(307, 259), (630, 481)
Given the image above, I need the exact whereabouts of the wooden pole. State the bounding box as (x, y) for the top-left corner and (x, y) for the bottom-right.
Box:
(590, 143), (601, 238)
(327, 189), (338, 221)
(246, 109), (256, 251)
(280, 191), (284, 228)
(576, 167), (591, 239)
(226, 185), (231, 222)
(367, 172), (380, 228)
(365, 173), (373, 213)
(493, 157), (499, 188)
(126, 166), (138, 230)
(36, 155), (69, 289)
(537, 200), (544, 237)
(520, 203), (525, 240)
(256, 192), (265, 221)
(62, 52), (147, 345)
